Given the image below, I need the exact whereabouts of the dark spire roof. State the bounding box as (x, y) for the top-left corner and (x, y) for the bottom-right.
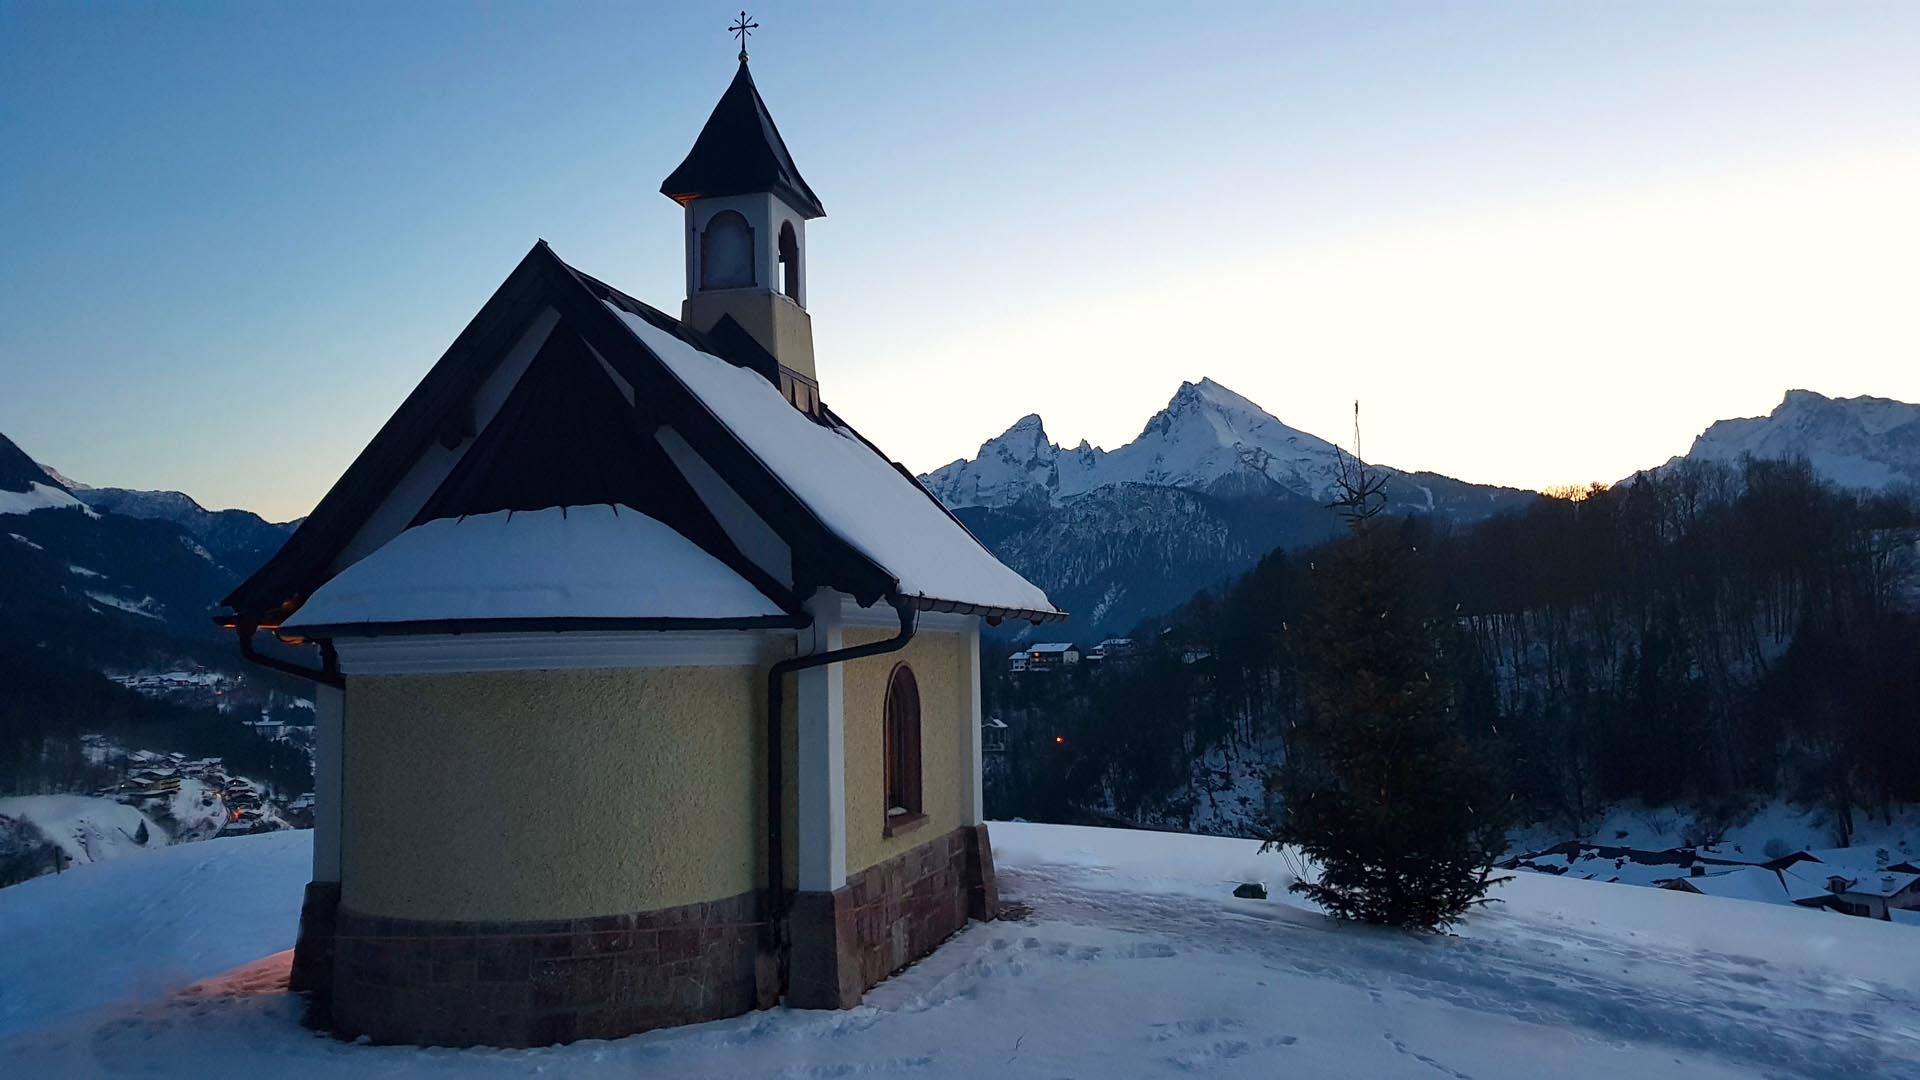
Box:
(660, 61), (825, 219)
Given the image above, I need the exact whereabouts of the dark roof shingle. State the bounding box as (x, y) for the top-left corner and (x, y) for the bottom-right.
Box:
(659, 61), (825, 219)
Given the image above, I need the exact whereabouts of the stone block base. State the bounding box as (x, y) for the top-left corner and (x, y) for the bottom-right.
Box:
(330, 890), (764, 1048)
(290, 880), (342, 1026)
(787, 824), (999, 1009)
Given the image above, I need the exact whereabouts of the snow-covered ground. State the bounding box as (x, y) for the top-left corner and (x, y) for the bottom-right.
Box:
(2, 778), (273, 881)
(1506, 799), (1920, 863)
(0, 794), (165, 868)
(3, 824), (1917, 1078)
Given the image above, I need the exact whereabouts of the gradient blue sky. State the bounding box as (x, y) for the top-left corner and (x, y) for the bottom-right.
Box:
(3, 2), (1917, 521)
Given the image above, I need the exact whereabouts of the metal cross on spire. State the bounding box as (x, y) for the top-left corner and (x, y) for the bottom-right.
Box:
(729, 10), (759, 62)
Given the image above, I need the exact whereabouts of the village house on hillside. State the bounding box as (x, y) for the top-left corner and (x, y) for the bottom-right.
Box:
(1655, 843), (1920, 921)
(216, 45), (1062, 1048)
(1022, 642), (1080, 670)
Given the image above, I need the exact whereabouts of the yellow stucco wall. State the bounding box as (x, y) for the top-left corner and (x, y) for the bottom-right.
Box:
(342, 666), (764, 922)
(842, 628), (974, 875)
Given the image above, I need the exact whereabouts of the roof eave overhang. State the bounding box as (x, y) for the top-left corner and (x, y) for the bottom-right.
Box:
(661, 182), (825, 220)
(277, 613), (810, 641)
(900, 593), (1068, 626)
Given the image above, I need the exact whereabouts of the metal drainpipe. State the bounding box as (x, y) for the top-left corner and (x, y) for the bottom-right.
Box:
(762, 596), (917, 985)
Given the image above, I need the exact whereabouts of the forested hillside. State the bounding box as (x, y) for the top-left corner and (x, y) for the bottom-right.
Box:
(989, 457), (1920, 842)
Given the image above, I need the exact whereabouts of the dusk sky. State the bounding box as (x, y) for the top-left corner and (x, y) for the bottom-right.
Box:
(3, 2), (1917, 521)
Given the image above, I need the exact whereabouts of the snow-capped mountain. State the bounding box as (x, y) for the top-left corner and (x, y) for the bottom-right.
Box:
(927, 379), (1363, 508)
(0, 429), (297, 676)
(1657, 389), (1920, 491)
(924, 380), (1538, 637)
(927, 377), (1525, 517)
(0, 432), (91, 517)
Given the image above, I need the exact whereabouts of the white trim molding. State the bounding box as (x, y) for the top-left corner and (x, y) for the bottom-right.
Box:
(796, 590), (848, 891)
(332, 630), (786, 675)
(965, 621), (984, 825)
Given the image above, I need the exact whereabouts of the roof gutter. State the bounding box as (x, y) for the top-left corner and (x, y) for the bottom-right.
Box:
(231, 620), (344, 690)
(275, 613), (809, 640)
(761, 595), (917, 993)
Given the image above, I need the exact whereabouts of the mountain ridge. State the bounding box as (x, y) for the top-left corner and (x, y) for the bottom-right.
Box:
(1647, 388), (1920, 491)
(924, 377), (1527, 516)
(921, 379), (1540, 636)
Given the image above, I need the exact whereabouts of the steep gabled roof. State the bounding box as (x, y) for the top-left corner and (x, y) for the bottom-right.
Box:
(659, 61), (825, 219)
(605, 305), (1059, 619)
(221, 241), (1062, 631)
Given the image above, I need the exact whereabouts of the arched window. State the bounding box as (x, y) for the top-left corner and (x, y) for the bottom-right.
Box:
(884, 662), (922, 824)
(778, 221), (800, 301)
(700, 210), (754, 290)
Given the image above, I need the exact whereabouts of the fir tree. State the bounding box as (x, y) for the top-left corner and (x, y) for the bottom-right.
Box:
(1269, 420), (1509, 930)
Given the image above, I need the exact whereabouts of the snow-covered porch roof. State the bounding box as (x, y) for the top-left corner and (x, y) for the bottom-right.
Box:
(281, 505), (803, 637)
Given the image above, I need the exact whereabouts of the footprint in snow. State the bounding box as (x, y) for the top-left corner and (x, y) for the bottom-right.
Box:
(1165, 1039), (1254, 1071)
(1148, 1017), (1245, 1042)
(1264, 1034), (1299, 1047)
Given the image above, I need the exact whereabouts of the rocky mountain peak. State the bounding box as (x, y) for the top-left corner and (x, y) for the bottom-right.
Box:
(1663, 390), (1920, 491)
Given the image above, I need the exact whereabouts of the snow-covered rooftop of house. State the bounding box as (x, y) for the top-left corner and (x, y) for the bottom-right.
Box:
(608, 306), (1060, 619)
(1028, 642), (1076, 654)
(1830, 870), (1920, 899)
(1797, 845), (1909, 871)
(282, 504), (785, 632)
(1776, 867), (1836, 905)
(1678, 866), (1826, 906)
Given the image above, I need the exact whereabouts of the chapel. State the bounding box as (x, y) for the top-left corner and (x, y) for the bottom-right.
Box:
(218, 44), (1062, 1048)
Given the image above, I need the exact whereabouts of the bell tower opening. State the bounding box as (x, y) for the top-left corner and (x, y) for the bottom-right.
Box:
(700, 210), (756, 291)
(778, 221), (800, 302)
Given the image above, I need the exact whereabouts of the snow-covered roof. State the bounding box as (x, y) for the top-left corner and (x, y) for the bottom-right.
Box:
(1829, 871), (1920, 899)
(1677, 867), (1805, 906)
(282, 505), (791, 634)
(609, 306), (1059, 620)
(1797, 846), (1906, 872)
(1028, 642), (1076, 654)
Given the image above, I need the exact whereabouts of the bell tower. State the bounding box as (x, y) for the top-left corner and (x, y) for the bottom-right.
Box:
(661, 49), (826, 413)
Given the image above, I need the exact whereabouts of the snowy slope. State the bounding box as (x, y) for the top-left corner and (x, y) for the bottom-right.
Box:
(0, 794), (166, 866)
(3, 824), (1915, 1078)
(1655, 389), (1920, 491)
(0, 481), (93, 516)
(0, 831), (308, 1036)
